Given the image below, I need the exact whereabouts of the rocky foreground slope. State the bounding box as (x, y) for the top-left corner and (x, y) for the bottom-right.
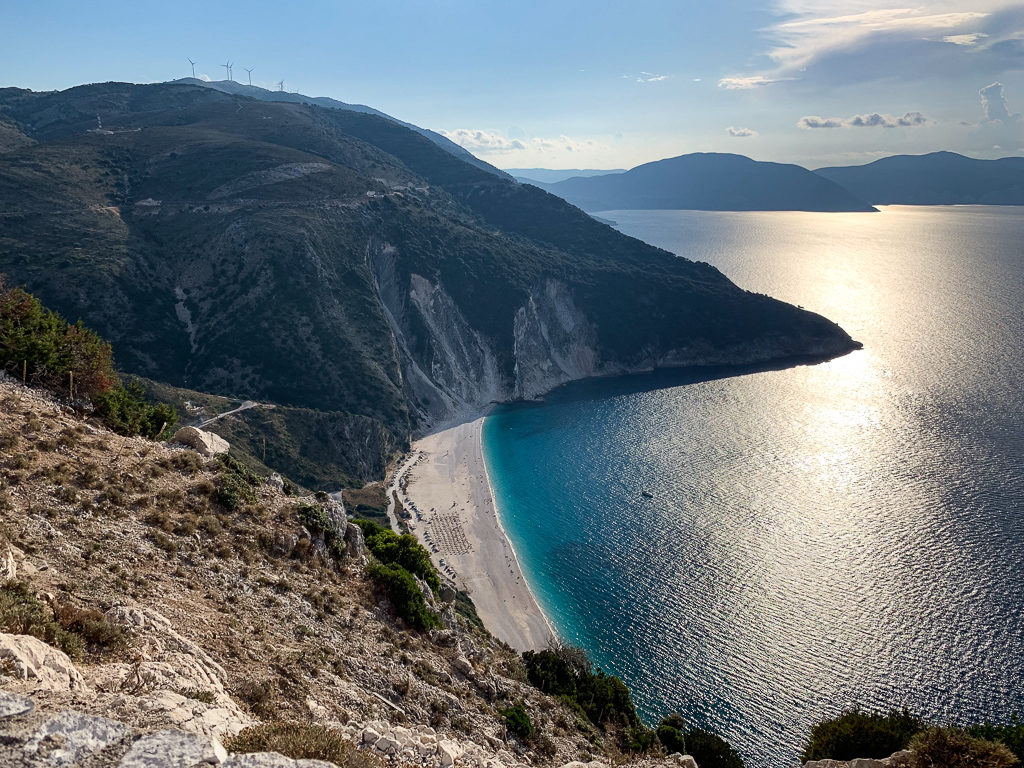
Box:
(0, 375), (691, 768)
(0, 82), (859, 486)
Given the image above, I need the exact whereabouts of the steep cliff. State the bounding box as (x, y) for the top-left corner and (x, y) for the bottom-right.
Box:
(0, 82), (860, 485)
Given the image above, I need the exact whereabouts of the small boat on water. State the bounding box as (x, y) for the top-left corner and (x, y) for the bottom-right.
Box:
(641, 490), (654, 499)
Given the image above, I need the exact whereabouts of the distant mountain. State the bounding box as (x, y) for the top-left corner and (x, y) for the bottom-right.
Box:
(533, 153), (876, 212)
(815, 151), (1024, 205)
(170, 78), (509, 180)
(507, 168), (625, 184)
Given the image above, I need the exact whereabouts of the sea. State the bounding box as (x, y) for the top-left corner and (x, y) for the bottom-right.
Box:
(481, 206), (1024, 768)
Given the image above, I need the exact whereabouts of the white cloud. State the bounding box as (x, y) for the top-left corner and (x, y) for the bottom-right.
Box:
(798, 111), (930, 128)
(943, 32), (989, 45)
(971, 82), (1024, 149)
(980, 81), (1014, 121)
(726, 126), (758, 137)
(719, 1), (1011, 88)
(439, 129), (526, 153)
(627, 72), (669, 83)
(718, 74), (791, 89)
(441, 129), (604, 156)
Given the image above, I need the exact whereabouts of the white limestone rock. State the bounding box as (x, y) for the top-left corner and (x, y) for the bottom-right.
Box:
(0, 690), (34, 718)
(23, 710), (131, 766)
(118, 728), (227, 767)
(172, 427), (229, 458)
(0, 633), (88, 692)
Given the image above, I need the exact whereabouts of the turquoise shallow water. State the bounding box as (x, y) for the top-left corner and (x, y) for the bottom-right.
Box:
(482, 206), (1024, 768)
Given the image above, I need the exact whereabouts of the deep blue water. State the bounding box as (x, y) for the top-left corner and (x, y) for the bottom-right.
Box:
(482, 207), (1024, 768)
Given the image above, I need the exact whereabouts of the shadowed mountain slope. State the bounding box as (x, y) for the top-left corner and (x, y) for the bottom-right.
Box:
(0, 82), (859, 484)
(171, 77), (509, 180)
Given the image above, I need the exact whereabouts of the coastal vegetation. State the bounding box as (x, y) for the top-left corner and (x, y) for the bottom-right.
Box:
(522, 642), (638, 731)
(804, 707), (1024, 764)
(0, 276), (176, 439)
(357, 518), (444, 630)
(500, 701), (534, 741)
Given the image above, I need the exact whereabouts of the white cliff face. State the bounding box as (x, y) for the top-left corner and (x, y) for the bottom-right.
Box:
(513, 280), (598, 400)
(370, 241), (852, 430)
(368, 242), (507, 426)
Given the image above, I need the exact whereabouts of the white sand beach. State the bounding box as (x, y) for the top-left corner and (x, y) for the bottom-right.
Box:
(392, 414), (555, 652)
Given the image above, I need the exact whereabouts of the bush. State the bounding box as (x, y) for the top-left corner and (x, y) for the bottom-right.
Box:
(0, 278), (116, 397)
(224, 723), (381, 768)
(0, 581), (83, 659)
(214, 455), (260, 511)
(909, 727), (1018, 768)
(0, 277), (177, 438)
(522, 641), (639, 729)
(623, 724), (657, 752)
(657, 713), (688, 755)
(685, 728), (744, 768)
(367, 562), (441, 630)
(803, 708), (926, 762)
(356, 519), (440, 592)
(967, 722), (1024, 763)
(94, 379), (177, 439)
(500, 701), (534, 740)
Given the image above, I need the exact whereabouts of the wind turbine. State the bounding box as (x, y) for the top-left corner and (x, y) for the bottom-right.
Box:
(228, 62), (234, 81)
(276, 80), (284, 92)
(244, 67), (253, 86)
(221, 62), (231, 81)
(187, 58), (196, 78)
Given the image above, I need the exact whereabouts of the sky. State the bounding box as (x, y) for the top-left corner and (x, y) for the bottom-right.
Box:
(2, 1), (1024, 169)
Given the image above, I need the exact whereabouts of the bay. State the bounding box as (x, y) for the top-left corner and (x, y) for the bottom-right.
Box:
(483, 206), (1024, 767)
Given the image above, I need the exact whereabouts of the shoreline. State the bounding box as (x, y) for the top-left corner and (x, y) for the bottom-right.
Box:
(393, 411), (556, 651)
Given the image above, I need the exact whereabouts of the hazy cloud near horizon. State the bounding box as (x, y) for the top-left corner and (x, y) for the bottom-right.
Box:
(799, 112), (931, 129)
(727, 126), (758, 137)
(441, 129), (606, 158)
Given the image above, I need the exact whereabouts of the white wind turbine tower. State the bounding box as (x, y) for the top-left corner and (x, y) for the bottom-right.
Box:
(221, 62), (231, 81)
(276, 80), (284, 92)
(244, 68), (253, 86)
(187, 58), (196, 78)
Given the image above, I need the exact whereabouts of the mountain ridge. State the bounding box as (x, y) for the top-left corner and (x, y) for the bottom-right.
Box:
(0, 81), (859, 487)
(814, 151), (1024, 205)
(531, 153), (876, 212)
(169, 77), (511, 180)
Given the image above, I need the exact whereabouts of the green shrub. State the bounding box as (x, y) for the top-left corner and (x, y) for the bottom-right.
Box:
(500, 701), (534, 740)
(910, 727), (1018, 768)
(0, 278), (116, 397)
(623, 724), (657, 752)
(684, 729), (744, 768)
(94, 379), (177, 439)
(224, 722), (381, 768)
(0, 581), (83, 659)
(51, 602), (128, 652)
(214, 455), (260, 511)
(657, 713), (688, 754)
(0, 277), (177, 439)
(522, 641), (639, 729)
(967, 722), (1024, 762)
(366, 562), (441, 630)
(803, 708), (925, 762)
(356, 519), (440, 592)
(177, 688), (217, 704)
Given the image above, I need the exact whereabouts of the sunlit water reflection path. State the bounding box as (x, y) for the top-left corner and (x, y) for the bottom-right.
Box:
(483, 206), (1024, 768)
